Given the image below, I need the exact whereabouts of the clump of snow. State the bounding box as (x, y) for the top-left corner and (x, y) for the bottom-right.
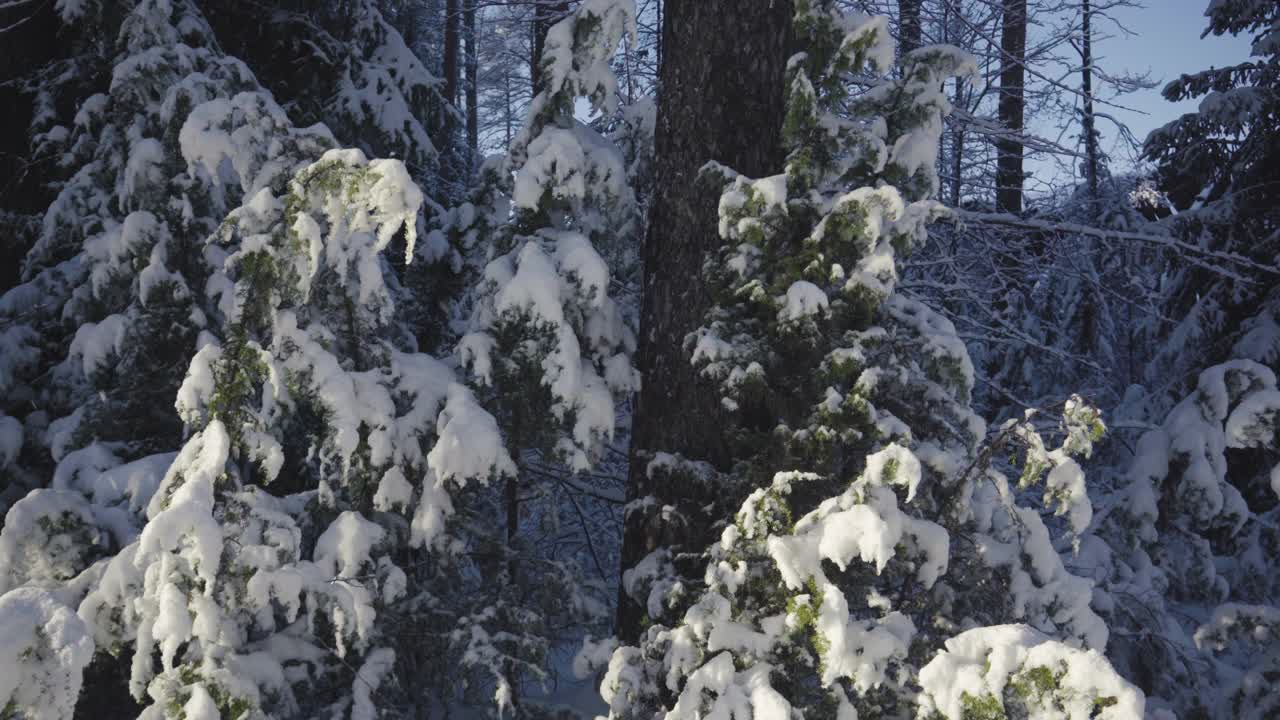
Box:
(426, 384), (517, 486)
(314, 511), (385, 581)
(0, 489), (98, 594)
(351, 648), (396, 720)
(68, 314), (128, 378)
(573, 635), (619, 680)
(918, 624), (1143, 720)
(0, 587), (96, 720)
(780, 280), (829, 321)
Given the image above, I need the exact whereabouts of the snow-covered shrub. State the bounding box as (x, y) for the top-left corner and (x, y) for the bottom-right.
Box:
(454, 0), (640, 472)
(1090, 360), (1280, 717)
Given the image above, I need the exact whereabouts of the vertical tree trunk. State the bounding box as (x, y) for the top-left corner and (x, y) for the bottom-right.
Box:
(464, 0), (478, 152)
(444, 0), (460, 106)
(996, 0), (1026, 214)
(504, 67), (514, 148)
(951, 77), (965, 207)
(623, 27), (635, 105)
(957, 75), (962, 204)
(618, 0), (793, 644)
(898, 0), (922, 55)
(1080, 0), (1100, 218)
(942, 0), (964, 207)
(656, 0), (664, 69)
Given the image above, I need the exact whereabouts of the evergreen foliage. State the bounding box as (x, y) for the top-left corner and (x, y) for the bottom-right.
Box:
(594, 4), (1140, 719)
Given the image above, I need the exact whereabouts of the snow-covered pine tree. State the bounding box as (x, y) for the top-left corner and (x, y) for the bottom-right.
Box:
(1141, 0), (1280, 394)
(0, 1), (504, 716)
(109, 143), (518, 718)
(428, 0), (643, 708)
(592, 3), (1142, 719)
(0, 138), (517, 717)
(0, 0), (334, 514)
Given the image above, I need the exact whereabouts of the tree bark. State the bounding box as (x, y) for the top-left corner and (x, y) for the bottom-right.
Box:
(617, 0), (793, 643)
(996, 0), (1027, 214)
(444, 0), (461, 106)
(464, 0), (478, 152)
(942, 0), (964, 206)
(655, 0), (663, 71)
(951, 77), (965, 207)
(1080, 0), (1100, 218)
(898, 0), (922, 55)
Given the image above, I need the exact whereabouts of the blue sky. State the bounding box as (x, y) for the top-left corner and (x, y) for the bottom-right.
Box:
(1018, 0), (1255, 192)
(1063, 0), (1252, 169)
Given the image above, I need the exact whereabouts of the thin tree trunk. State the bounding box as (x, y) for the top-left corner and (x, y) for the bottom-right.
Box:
(655, 0), (663, 71)
(942, 0), (964, 207)
(1080, 0), (1100, 218)
(624, 26), (635, 105)
(504, 67), (514, 148)
(618, 0), (793, 644)
(996, 0), (1026, 214)
(898, 0), (922, 55)
(464, 0), (478, 152)
(444, 0), (460, 106)
(951, 76), (965, 207)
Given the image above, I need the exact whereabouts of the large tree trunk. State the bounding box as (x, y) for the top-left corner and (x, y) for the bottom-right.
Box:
(898, 0), (922, 55)
(617, 0), (793, 643)
(996, 0), (1026, 214)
